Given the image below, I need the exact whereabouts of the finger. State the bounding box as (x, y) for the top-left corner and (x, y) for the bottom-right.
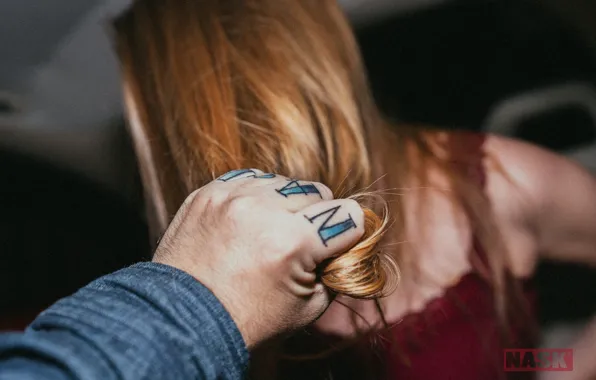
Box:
(212, 168), (281, 193)
(274, 178), (332, 200)
(195, 169), (270, 206)
(298, 199), (365, 263)
(243, 178), (334, 212)
(290, 261), (318, 285)
(302, 284), (333, 323)
(215, 168), (272, 182)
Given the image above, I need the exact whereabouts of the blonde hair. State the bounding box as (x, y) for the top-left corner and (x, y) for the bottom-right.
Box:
(113, 0), (532, 367)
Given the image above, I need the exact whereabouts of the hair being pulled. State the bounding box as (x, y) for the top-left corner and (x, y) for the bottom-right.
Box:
(320, 198), (399, 299)
(114, 4), (536, 377)
(113, 0), (400, 301)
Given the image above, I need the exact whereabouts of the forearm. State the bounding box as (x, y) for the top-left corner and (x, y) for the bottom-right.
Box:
(0, 262), (248, 380)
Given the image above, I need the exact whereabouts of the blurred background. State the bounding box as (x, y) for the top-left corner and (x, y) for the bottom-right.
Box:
(0, 0), (595, 358)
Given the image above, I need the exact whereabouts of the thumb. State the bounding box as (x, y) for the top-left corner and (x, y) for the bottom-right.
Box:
(298, 283), (334, 328)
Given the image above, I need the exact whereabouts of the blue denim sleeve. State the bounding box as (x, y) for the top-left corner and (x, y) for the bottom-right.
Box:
(0, 262), (249, 380)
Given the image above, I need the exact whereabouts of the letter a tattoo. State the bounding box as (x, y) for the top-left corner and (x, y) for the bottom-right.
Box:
(304, 206), (356, 246)
(276, 180), (322, 198)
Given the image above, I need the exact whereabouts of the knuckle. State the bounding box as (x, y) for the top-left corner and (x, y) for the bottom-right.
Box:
(183, 188), (201, 204)
(313, 182), (334, 199)
(271, 233), (299, 255)
(208, 188), (231, 206)
(188, 187), (232, 214)
(188, 189), (206, 211)
(226, 195), (258, 215)
(294, 225), (313, 248)
(271, 224), (305, 255)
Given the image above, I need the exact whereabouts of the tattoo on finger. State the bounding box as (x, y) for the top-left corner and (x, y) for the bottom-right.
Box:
(304, 206), (357, 246)
(217, 169), (276, 182)
(276, 179), (323, 199)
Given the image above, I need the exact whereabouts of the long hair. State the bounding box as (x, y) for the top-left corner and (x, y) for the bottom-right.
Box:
(112, 0), (532, 376)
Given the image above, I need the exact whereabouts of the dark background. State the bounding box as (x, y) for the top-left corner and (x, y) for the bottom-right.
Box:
(1, 0), (595, 329)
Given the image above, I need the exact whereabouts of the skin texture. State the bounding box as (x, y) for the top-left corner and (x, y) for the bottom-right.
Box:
(151, 169), (365, 348)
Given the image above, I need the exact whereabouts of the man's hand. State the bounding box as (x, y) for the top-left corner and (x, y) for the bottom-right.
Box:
(152, 169), (365, 348)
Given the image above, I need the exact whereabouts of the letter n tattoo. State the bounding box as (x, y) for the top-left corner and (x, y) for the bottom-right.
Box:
(304, 206), (356, 246)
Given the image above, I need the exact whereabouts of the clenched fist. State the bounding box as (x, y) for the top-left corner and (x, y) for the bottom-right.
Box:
(152, 169), (365, 348)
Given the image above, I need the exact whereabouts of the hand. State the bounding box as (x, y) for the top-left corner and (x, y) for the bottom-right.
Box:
(152, 169), (365, 348)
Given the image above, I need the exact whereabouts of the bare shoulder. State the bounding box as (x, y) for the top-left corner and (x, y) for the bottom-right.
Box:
(483, 134), (571, 184)
(417, 130), (544, 277)
(482, 133), (593, 214)
(483, 134), (596, 270)
(482, 134), (559, 218)
(481, 134), (556, 277)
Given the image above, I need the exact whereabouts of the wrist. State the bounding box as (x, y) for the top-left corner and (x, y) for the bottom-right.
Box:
(151, 258), (261, 348)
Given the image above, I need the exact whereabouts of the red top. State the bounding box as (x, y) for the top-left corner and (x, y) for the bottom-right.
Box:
(281, 132), (538, 380)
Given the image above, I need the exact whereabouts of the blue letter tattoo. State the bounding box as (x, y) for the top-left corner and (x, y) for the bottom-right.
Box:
(304, 206), (356, 246)
(276, 180), (322, 198)
(217, 169), (276, 181)
(254, 172), (276, 178)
